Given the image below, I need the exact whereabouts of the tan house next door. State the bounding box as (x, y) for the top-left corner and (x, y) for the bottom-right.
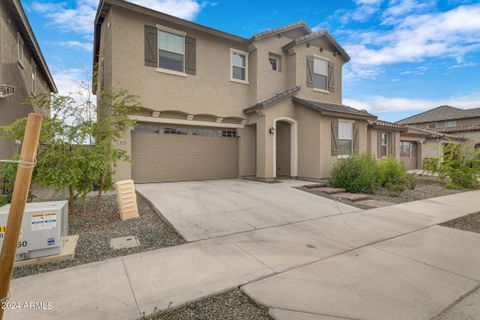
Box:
(132, 124), (238, 183)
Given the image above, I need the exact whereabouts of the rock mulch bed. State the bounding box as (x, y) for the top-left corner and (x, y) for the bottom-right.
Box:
(441, 212), (480, 234)
(13, 194), (185, 278)
(142, 290), (272, 320)
(300, 176), (469, 210)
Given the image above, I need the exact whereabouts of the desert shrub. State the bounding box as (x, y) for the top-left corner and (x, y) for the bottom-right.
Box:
(377, 157), (407, 187)
(428, 143), (480, 189)
(0, 194), (8, 207)
(330, 154), (378, 193)
(423, 157), (439, 173)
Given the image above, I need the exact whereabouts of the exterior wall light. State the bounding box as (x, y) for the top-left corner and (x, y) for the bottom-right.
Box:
(269, 127), (276, 134)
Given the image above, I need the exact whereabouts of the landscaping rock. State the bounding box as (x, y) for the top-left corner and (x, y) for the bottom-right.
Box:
(145, 289), (271, 320)
(314, 187), (346, 194)
(356, 199), (395, 208)
(13, 194), (185, 278)
(334, 193), (372, 202)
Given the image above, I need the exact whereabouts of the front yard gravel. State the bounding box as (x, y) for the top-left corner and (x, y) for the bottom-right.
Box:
(442, 212), (480, 234)
(13, 193), (185, 278)
(143, 290), (272, 320)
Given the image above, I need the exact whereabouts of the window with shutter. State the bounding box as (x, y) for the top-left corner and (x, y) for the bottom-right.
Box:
(313, 57), (328, 90)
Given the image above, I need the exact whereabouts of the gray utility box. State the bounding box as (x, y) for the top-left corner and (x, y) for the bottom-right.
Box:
(0, 201), (68, 261)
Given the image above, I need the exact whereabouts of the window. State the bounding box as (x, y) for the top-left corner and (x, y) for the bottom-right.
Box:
(17, 33), (25, 68)
(445, 121), (456, 128)
(134, 124), (162, 133)
(158, 29), (185, 73)
(31, 66), (36, 94)
(268, 54), (280, 72)
(230, 49), (248, 83)
(192, 128), (214, 136)
(427, 123), (437, 129)
(380, 132), (388, 157)
(338, 121), (353, 155)
(400, 141), (412, 157)
(164, 127), (188, 135)
(313, 57), (328, 91)
(218, 129), (237, 137)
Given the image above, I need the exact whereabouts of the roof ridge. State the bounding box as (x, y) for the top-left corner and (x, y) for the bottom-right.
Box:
(251, 21), (311, 40)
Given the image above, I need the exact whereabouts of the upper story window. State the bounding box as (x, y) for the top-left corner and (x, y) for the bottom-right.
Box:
(158, 29), (185, 73)
(230, 49), (248, 84)
(338, 121), (353, 155)
(32, 66), (36, 94)
(445, 121), (456, 128)
(17, 33), (25, 68)
(380, 132), (388, 157)
(427, 122), (437, 129)
(268, 53), (280, 72)
(313, 57), (328, 91)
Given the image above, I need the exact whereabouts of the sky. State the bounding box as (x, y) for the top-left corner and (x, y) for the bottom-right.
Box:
(22, 0), (480, 122)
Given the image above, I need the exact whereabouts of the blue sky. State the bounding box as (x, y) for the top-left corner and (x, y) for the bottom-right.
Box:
(23, 0), (480, 122)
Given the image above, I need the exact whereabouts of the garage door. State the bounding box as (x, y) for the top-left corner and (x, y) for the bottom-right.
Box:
(400, 140), (418, 170)
(132, 123), (238, 183)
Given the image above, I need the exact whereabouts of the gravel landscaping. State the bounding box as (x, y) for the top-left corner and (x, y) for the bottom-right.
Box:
(142, 290), (272, 320)
(441, 212), (480, 234)
(13, 193), (185, 278)
(299, 175), (471, 210)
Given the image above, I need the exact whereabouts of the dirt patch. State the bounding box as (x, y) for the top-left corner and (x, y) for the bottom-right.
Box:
(13, 193), (185, 278)
(142, 290), (272, 320)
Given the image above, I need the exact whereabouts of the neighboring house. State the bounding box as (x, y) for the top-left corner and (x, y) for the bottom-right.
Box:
(93, 0), (377, 183)
(397, 105), (480, 169)
(0, 0), (57, 160)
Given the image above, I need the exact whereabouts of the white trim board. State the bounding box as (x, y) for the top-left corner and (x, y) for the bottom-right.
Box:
(128, 115), (245, 129)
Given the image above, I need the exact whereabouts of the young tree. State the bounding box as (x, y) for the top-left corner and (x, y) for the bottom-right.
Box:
(0, 89), (140, 215)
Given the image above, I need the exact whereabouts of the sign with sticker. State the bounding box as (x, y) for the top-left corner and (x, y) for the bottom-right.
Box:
(0, 226), (5, 239)
(47, 237), (56, 246)
(31, 213), (57, 231)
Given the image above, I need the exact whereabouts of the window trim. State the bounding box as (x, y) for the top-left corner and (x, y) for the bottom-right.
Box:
(17, 33), (25, 69)
(427, 122), (437, 129)
(337, 119), (354, 156)
(380, 132), (388, 158)
(312, 55), (329, 92)
(156, 24), (187, 76)
(445, 121), (456, 128)
(268, 53), (280, 72)
(229, 48), (249, 84)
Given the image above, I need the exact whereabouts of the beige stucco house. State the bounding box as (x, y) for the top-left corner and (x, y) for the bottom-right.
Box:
(397, 105), (479, 169)
(0, 0), (57, 160)
(93, 0), (378, 183)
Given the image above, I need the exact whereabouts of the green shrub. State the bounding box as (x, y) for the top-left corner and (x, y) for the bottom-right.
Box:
(423, 157), (439, 173)
(330, 154), (378, 193)
(428, 143), (480, 189)
(0, 194), (8, 207)
(377, 157), (407, 187)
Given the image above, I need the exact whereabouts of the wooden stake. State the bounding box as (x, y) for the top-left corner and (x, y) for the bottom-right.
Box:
(0, 113), (42, 319)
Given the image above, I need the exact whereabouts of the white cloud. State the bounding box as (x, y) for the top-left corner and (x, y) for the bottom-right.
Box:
(344, 91), (480, 114)
(344, 4), (480, 78)
(53, 68), (94, 104)
(382, 0), (436, 24)
(33, 0), (203, 35)
(58, 41), (93, 52)
(332, 0), (383, 25)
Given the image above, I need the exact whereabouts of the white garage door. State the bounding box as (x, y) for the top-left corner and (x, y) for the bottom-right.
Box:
(132, 123), (238, 183)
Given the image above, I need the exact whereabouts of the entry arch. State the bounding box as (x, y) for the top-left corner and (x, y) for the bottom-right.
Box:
(272, 116), (298, 178)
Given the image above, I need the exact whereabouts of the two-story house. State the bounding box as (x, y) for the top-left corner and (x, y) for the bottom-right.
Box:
(397, 105), (480, 168)
(0, 0), (57, 160)
(93, 0), (377, 183)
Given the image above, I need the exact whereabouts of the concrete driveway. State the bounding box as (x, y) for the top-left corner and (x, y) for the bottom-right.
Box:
(135, 179), (360, 241)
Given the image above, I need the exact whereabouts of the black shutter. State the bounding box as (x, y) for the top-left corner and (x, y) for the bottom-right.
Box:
(306, 56), (314, 88)
(185, 36), (196, 75)
(331, 119), (339, 156)
(144, 25), (157, 67)
(328, 62), (335, 92)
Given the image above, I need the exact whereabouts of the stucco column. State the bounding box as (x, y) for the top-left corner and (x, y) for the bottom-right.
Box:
(255, 116), (273, 180)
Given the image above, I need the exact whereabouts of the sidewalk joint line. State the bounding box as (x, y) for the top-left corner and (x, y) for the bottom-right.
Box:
(121, 257), (142, 318)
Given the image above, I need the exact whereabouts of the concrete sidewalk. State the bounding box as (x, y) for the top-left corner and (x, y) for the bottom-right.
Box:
(5, 190), (480, 320)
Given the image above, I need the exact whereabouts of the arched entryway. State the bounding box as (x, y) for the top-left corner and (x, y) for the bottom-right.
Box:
(273, 117), (298, 178)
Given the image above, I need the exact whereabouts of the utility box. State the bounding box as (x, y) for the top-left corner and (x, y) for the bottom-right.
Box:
(0, 201), (68, 261)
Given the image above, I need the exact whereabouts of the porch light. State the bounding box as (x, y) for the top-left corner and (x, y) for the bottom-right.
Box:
(269, 127), (276, 134)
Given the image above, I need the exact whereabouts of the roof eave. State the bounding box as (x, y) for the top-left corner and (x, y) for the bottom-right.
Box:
(292, 96), (376, 120)
(8, 0), (57, 93)
(250, 21), (312, 41)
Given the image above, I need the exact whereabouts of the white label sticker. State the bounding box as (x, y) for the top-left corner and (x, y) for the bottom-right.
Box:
(31, 213), (57, 231)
